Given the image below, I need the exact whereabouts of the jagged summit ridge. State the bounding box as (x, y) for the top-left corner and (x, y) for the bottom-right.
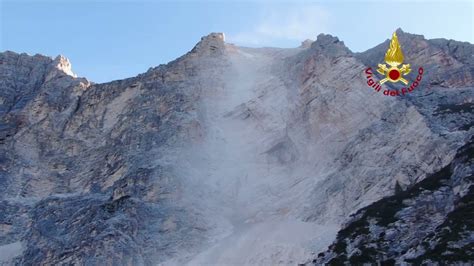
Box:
(357, 29), (474, 88)
(300, 39), (314, 48)
(0, 51), (78, 80)
(52, 55), (77, 78)
(189, 32), (226, 56)
(0, 30), (472, 265)
(310, 33), (352, 56)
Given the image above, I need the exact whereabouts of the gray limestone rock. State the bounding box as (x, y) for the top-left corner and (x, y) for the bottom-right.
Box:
(0, 30), (473, 265)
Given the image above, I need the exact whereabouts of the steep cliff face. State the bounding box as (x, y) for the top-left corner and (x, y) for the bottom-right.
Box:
(0, 30), (472, 265)
(313, 30), (474, 265)
(357, 29), (474, 88)
(287, 32), (470, 224)
(0, 35), (225, 264)
(314, 136), (473, 265)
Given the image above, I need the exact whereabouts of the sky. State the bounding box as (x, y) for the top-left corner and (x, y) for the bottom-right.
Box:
(1, 0), (473, 83)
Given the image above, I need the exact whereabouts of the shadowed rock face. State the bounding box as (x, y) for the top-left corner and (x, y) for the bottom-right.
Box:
(314, 136), (474, 265)
(0, 37), (224, 264)
(356, 29), (474, 88)
(0, 30), (473, 265)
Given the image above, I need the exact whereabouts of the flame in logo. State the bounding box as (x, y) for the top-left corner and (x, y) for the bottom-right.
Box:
(377, 31), (411, 85)
(384, 32), (404, 66)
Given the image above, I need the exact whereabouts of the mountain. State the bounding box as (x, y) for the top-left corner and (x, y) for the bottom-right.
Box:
(0, 30), (472, 265)
(313, 136), (473, 264)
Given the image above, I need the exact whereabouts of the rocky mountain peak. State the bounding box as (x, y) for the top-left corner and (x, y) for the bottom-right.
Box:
(189, 32), (226, 56)
(52, 55), (76, 78)
(310, 33), (352, 57)
(300, 39), (314, 48)
(204, 32), (225, 42)
(0, 30), (472, 266)
(395, 27), (426, 41)
(356, 28), (474, 88)
(44, 54), (77, 82)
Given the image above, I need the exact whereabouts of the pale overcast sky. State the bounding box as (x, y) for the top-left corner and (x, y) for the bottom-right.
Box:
(1, 0), (473, 82)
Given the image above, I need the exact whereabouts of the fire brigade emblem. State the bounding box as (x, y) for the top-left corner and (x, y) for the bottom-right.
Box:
(377, 32), (411, 85)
